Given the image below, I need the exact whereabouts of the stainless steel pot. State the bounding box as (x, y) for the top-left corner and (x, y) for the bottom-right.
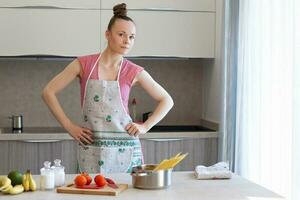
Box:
(131, 164), (172, 189)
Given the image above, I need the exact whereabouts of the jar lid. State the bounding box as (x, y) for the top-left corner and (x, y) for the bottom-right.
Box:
(43, 161), (51, 168)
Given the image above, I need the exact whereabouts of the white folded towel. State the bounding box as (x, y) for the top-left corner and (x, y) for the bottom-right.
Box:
(195, 162), (232, 179)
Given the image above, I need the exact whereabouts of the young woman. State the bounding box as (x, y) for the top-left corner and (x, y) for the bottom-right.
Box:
(42, 3), (173, 173)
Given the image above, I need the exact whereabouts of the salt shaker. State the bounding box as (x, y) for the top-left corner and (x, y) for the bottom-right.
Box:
(52, 159), (65, 187)
(40, 161), (55, 190)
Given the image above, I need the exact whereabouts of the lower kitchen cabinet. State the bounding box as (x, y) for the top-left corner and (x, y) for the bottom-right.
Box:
(0, 137), (218, 174)
(0, 140), (78, 175)
(140, 138), (218, 171)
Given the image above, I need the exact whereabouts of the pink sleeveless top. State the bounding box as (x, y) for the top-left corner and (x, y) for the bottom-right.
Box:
(78, 53), (144, 113)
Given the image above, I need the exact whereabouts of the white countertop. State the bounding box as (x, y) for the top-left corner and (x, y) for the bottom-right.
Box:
(0, 172), (285, 200)
(0, 127), (218, 140)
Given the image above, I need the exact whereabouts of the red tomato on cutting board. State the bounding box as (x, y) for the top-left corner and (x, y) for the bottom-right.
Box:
(74, 175), (87, 186)
(81, 172), (92, 185)
(94, 174), (107, 187)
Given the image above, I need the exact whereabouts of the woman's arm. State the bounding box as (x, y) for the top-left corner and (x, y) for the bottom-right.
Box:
(125, 70), (174, 136)
(42, 59), (93, 145)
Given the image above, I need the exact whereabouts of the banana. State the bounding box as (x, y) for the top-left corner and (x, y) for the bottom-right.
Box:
(28, 171), (37, 191)
(22, 174), (30, 191)
(9, 184), (24, 195)
(0, 176), (11, 191)
(1, 176), (24, 195)
(1, 183), (12, 192)
(2, 184), (13, 194)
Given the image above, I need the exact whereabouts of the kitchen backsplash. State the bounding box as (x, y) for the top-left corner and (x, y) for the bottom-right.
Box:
(0, 58), (204, 127)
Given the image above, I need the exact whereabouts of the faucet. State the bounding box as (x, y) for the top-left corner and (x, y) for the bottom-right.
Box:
(142, 112), (153, 122)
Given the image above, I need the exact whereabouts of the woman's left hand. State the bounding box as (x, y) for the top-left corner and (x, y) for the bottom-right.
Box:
(125, 123), (148, 137)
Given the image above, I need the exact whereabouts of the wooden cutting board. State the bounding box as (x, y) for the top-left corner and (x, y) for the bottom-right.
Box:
(56, 183), (128, 196)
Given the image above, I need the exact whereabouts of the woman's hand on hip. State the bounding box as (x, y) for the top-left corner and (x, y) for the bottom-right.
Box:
(125, 123), (148, 137)
(65, 123), (93, 146)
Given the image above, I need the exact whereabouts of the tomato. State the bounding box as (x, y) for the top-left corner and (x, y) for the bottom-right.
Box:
(74, 175), (87, 186)
(81, 172), (92, 185)
(94, 174), (107, 187)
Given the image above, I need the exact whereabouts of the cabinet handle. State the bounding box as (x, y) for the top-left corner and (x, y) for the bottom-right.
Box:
(22, 140), (61, 143)
(1, 6), (94, 10)
(145, 138), (184, 142)
(143, 8), (193, 12)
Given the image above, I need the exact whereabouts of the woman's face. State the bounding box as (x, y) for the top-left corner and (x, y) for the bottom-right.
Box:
(106, 19), (136, 55)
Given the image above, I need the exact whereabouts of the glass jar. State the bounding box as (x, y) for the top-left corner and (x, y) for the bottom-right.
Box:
(51, 159), (65, 187)
(40, 161), (55, 190)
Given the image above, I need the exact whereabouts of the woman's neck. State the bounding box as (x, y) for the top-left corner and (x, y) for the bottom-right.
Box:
(100, 48), (123, 69)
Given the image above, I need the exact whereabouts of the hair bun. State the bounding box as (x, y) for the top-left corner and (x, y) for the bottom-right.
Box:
(113, 3), (127, 17)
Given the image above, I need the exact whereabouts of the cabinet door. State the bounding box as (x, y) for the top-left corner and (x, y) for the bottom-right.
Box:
(140, 138), (174, 164)
(100, 10), (215, 58)
(0, 8), (101, 56)
(0, 140), (77, 175)
(0, 0), (100, 9)
(141, 138), (218, 171)
(179, 138), (218, 171)
(101, 0), (215, 12)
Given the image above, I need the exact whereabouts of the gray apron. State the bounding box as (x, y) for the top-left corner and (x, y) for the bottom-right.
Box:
(78, 55), (143, 174)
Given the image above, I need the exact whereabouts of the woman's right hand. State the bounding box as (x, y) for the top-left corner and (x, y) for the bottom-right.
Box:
(65, 123), (94, 146)
(42, 59), (93, 147)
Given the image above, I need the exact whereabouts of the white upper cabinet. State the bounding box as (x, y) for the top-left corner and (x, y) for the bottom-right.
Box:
(100, 10), (215, 58)
(101, 0), (215, 58)
(0, 0), (215, 57)
(0, 1), (101, 56)
(0, 8), (101, 56)
(101, 0), (215, 12)
(0, 0), (100, 9)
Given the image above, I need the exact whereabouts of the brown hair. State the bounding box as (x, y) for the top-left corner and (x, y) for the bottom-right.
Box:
(107, 3), (134, 31)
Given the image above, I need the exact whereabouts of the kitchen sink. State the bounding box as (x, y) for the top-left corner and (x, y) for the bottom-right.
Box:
(148, 125), (215, 132)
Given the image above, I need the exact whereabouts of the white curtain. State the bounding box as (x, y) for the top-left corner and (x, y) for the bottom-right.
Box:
(234, 0), (299, 199)
(292, 1), (300, 199)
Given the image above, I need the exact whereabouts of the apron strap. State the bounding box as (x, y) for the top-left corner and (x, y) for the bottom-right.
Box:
(82, 54), (101, 109)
